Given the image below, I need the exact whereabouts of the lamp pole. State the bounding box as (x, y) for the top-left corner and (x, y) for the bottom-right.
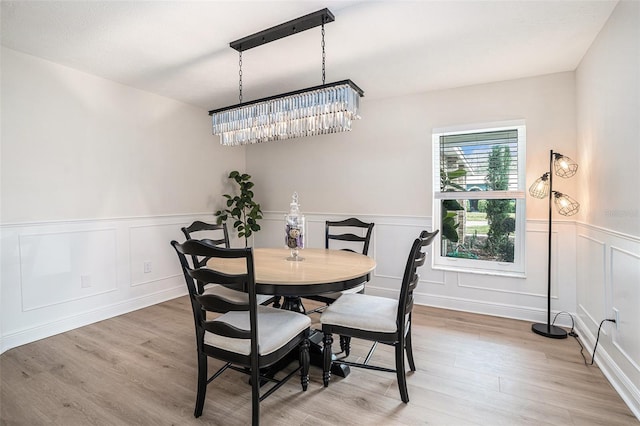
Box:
(532, 150), (568, 339)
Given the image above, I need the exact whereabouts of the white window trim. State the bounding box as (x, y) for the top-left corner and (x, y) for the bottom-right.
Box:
(432, 120), (527, 278)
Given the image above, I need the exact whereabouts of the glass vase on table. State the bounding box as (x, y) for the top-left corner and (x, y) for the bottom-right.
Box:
(285, 192), (305, 261)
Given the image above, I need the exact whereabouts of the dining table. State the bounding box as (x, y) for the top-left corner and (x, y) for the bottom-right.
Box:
(207, 247), (377, 377)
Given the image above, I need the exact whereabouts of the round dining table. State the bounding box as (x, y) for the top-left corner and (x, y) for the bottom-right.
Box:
(207, 247), (376, 297)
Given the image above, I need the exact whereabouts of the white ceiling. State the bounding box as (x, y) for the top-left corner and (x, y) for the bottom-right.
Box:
(1, 1), (617, 111)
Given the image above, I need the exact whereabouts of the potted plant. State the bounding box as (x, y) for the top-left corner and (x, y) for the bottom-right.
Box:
(214, 171), (263, 247)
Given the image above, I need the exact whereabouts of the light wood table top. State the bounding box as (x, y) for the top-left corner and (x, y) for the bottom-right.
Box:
(207, 248), (376, 297)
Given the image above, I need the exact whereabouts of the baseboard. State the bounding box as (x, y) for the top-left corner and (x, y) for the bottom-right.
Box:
(0, 285), (187, 354)
(575, 315), (640, 420)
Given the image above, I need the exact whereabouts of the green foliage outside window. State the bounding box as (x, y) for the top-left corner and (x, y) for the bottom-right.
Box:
(485, 147), (515, 262)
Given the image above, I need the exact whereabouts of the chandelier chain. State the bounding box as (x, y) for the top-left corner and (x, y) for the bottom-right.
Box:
(321, 21), (326, 84)
(239, 51), (243, 103)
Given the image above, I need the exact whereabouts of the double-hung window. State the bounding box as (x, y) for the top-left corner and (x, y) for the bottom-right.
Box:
(432, 121), (526, 276)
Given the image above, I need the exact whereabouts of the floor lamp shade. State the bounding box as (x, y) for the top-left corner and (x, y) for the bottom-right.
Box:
(530, 150), (580, 339)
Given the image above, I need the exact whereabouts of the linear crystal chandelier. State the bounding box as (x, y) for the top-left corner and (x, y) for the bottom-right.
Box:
(208, 9), (364, 146)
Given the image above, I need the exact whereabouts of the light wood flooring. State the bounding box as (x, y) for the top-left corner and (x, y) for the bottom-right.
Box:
(1, 297), (638, 425)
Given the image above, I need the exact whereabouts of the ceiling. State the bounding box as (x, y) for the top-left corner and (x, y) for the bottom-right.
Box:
(1, 1), (617, 111)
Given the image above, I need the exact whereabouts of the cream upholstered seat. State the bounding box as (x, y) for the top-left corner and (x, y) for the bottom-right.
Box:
(320, 230), (438, 403)
(182, 220), (275, 307)
(319, 293), (400, 333)
(172, 240), (310, 424)
(205, 305), (310, 356)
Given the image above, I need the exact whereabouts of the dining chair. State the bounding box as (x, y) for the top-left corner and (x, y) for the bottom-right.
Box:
(306, 218), (374, 306)
(171, 240), (311, 425)
(181, 220), (274, 306)
(319, 229), (439, 403)
(304, 218), (374, 354)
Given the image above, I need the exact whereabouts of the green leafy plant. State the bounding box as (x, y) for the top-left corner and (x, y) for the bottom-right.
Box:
(214, 171), (263, 247)
(484, 146), (515, 261)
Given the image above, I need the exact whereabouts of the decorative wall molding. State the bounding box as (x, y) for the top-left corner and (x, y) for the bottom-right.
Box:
(18, 227), (119, 311)
(259, 212), (577, 327)
(610, 245), (640, 374)
(0, 213), (205, 354)
(575, 222), (640, 419)
(575, 314), (640, 420)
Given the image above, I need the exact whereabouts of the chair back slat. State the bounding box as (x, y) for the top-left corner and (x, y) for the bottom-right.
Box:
(396, 230), (439, 332)
(327, 233), (367, 243)
(189, 268), (247, 289)
(196, 293), (248, 313)
(325, 218), (374, 255)
(203, 320), (251, 340)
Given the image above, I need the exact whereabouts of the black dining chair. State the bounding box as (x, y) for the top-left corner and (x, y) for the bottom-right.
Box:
(305, 218), (374, 307)
(303, 218), (374, 355)
(181, 220), (274, 306)
(171, 240), (311, 425)
(320, 230), (438, 403)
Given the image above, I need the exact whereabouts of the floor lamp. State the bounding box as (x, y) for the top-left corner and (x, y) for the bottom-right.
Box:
(529, 150), (580, 339)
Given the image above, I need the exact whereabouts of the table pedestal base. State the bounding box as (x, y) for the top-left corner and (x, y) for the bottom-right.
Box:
(309, 329), (350, 378)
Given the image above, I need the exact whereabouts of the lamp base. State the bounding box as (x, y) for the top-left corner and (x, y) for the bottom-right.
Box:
(532, 323), (568, 339)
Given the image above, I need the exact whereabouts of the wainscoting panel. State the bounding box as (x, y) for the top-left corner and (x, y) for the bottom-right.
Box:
(256, 213), (576, 324)
(129, 221), (190, 287)
(575, 223), (640, 419)
(0, 214), (215, 354)
(576, 234), (607, 328)
(611, 246), (640, 373)
(19, 228), (118, 311)
(373, 222), (426, 280)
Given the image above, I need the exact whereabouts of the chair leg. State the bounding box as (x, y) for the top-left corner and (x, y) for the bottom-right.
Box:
(194, 352), (207, 417)
(405, 323), (416, 372)
(395, 340), (409, 403)
(339, 335), (352, 357)
(251, 360), (260, 426)
(322, 332), (334, 387)
(300, 338), (310, 391)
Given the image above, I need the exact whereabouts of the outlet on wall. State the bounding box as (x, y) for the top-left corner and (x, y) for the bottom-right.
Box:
(81, 275), (91, 288)
(144, 261), (152, 274)
(613, 308), (620, 330)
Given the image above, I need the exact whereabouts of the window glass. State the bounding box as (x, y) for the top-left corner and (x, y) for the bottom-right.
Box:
(433, 122), (526, 276)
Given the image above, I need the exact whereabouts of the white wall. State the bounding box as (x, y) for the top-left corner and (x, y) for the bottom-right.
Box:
(247, 72), (577, 221)
(1, 47), (244, 222)
(575, 0), (640, 417)
(0, 47), (245, 352)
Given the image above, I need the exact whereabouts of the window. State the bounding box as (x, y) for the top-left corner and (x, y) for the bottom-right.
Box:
(432, 122), (526, 276)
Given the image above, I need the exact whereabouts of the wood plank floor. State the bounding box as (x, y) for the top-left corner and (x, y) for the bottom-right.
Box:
(1, 297), (638, 425)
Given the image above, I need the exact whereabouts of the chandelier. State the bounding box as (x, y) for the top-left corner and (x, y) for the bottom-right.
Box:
(208, 9), (364, 146)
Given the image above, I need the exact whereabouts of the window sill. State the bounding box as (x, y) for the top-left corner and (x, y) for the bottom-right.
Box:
(432, 264), (527, 279)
